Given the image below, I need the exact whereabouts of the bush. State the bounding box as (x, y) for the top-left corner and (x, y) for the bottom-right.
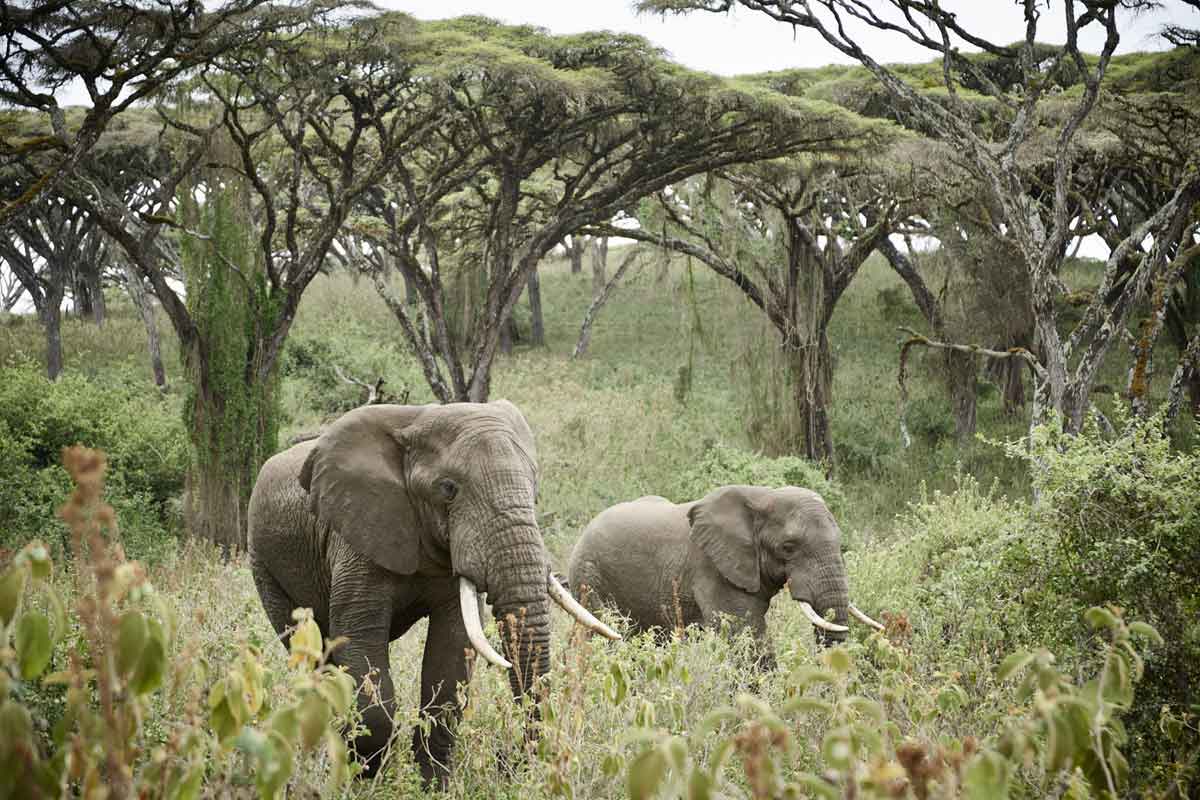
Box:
(0, 362), (186, 562)
(671, 442), (846, 520)
(1005, 408), (1200, 785)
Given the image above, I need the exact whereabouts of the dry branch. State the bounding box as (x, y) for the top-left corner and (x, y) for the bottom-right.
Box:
(896, 326), (1046, 447)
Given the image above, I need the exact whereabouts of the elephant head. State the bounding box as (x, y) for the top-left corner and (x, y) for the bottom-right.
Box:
(299, 400), (615, 700)
(688, 485), (882, 643)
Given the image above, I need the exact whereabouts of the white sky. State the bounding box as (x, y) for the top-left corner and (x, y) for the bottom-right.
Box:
(382, 1), (1197, 75)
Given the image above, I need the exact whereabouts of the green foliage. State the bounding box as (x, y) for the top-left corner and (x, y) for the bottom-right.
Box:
(0, 449), (356, 800)
(624, 610), (1159, 800)
(179, 171), (281, 539)
(671, 441), (845, 519)
(1004, 408), (1200, 780)
(0, 361), (186, 562)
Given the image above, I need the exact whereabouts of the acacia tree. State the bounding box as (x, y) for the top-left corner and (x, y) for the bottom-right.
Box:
(0, 0), (290, 228)
(0, 183), (96, 378)
(591, 143), (897, 463)
(365, 20), (871, 403)
(655, 0), (1200, 434)
(56, 10), (439, 549)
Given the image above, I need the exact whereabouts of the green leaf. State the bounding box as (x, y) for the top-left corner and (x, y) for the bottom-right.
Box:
(15, 611), (52, 680)
(0, 568), (25, 627)
(116, 610), (148, 677)
(847, 697), (885, 723)
(269, 704), (300, 745)
(23, 543), (52, 581)
(1099, 652), (1132, 707)
(129, 629), (166, 696)
(318, 669), (355, 717)
(784, 696), (834, 717)
(996, 650), (1035, 682)
(1127, 621), (1162, 646)
(962, 751), (1010, 800)
(822, 646), (852, 675)
(628, 748), (668, 800)
(325, 732), (350, 796)
(687, 768), (713, 800)
(1046, 710), (1075, 774)
(1084, 607), (1118, 632)
(0, 700), (34, 747)
(607, 662), (628, 706)
(297, 693), (332, 750)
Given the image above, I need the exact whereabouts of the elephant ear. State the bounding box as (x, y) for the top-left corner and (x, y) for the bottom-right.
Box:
(299, 404), (431, 574)
(688, 486), (773, 594)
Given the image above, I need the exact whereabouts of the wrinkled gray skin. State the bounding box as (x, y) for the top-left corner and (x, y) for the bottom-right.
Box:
(567, 486), (850, 663)
(248, 401), (549, 785)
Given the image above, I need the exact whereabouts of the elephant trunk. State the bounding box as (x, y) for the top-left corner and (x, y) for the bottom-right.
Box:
(484, 522), (552, 700)
(791, 553), (850, 646)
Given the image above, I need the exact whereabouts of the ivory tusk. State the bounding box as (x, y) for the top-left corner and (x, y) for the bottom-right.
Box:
(798, 601), (849, 633)
(459, 577), (512, 669)
(849, 604), (885, 631)
(548, 575), (622, 641)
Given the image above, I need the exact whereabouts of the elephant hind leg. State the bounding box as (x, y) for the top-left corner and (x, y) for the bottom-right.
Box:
(251, 561), (299, 648)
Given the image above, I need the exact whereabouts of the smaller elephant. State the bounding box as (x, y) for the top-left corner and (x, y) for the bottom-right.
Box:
(567, 486), (882, 661)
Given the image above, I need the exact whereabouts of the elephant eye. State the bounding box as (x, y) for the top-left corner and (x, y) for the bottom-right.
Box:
(437, 478), (459, 503)
(779, 540), (799, 556)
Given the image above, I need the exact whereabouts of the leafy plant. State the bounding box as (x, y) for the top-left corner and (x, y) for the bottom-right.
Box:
(0, 447), (356, 799)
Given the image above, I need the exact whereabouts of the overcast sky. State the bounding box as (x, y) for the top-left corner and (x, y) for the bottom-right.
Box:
(382, 1), (1198, 75)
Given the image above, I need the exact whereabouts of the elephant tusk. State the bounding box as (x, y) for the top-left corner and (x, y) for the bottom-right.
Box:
(849, 604), (885, 631)
(548, 575), (622, 641)
(459, 577), (512, 670)
(798, 601), (849, 633)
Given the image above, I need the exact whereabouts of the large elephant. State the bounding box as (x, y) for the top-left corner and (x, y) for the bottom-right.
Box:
(566, 486), (881, 661)
(247, 401), (616, 785)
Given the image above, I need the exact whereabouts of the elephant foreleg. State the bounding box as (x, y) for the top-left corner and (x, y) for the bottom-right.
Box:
(329, 569), (396, 778)
(413, 598), (475, 787)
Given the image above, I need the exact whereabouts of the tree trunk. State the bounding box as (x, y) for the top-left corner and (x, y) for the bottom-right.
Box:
(568, 236), (585, 275)
(499, 315), (517, 355)
(123, 264), (167, 389)
(947, 350), (978, 441)
(574, 248), (637, 358)
(785, 330), (834, 465)
(41, 289), (64, 381)
(85, 265), (106, 327)
(987, 357), (1026, 416)
(527, 267), (544, 347)
(591, 237), (609, 297)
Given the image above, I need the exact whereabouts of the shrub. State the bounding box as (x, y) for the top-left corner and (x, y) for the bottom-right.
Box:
(0, 362), (186, 562)
(671, 442), (846, 520)
(0, 448), (356, 799)
(1003, 408), (1200, 785)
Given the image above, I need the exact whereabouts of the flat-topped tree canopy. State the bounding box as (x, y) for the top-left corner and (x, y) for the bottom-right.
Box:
(0, 0), (323, 228)
(344, 13), (886, 403)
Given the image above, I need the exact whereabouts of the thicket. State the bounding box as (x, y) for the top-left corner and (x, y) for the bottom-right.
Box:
(0, 362), (185, 563)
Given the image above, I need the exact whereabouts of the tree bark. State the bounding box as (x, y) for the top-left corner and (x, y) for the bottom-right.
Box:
(41, 288), (64, 381)
(948, 350), (979, 441)
(786, 330), (834, 465)
(591, 237), (609, 297)
(573, 248), (638, 358)
(567, 235), (585, 275)
(527, 267), (544, 347)
(122, 264), (167, 389)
